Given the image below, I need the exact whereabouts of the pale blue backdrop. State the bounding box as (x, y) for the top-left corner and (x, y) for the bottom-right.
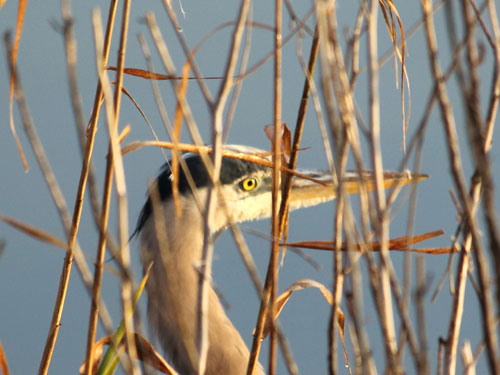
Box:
(0, 1), (499, 374)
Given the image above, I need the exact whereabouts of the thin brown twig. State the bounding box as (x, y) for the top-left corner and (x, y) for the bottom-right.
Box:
(82, 1), (119, 374)
(247, 18), (320, 375)
(438, 337), (446, 375)
(223, 10), (254, 143)
(160, 0), (213, 106)
(484, 0), (500, 151)
(0, 215), (67, 250)
(6, 29), (73, 374)
(0, 339), (9, 375)
(367, 1), (399, 371)
(4, 31), (115, 375)
(421, 0), (500, 373)
(463, 0), (500, 323)
(284, 0), (315, 36)
(194, 0), (253, 372)
(415, 254), (430, 374)
(236, 7), (316, 84)
(109, 1), (139, 372)
(445, 183), (481, 374)
(145, 11), (214, 194)
(442, 4), (486, 374)
(268, 0), (283, 372)
(468, 0), (496, 48)
(136, 32), (208, 218)
(92, 7), (138, 374)
(316, 2), (379, 373)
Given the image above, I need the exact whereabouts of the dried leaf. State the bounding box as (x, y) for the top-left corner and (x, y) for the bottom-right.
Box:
(79, 336), (111, 375)
(8, 0), (29, 171)
(134, 333), (179, 374)
(378, 0), (410, 151)
(264, 122), (292, 164)
(284, 230), (456, 254)
(0, 339), (9, 375)
(106, 66), (224, 81)
(107, 66), (177, 80)
(262, 279), (351, 371)
(263, 279), (333, 338)
(80, 334), (179, 375)
(336, 310), (351, 375)
(0, 215), (67, 249)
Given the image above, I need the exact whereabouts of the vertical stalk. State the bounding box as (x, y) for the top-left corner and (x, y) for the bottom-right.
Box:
(197, 1), (252, 373)
(37, 0), (117, 372)
(269, 0), (282, 373)
(108, 0), (139, 372)
(83, 1), (119, 374)
(92, 3), (137, 373)
(367, 1), (397, 372)
(421, 0), (500, 373)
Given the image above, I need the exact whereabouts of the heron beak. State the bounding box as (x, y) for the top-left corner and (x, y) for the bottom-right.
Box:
(287, 170), (428, 209)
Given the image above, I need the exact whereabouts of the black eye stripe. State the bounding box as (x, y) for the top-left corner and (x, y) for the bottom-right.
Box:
(135, 155), (269, 236)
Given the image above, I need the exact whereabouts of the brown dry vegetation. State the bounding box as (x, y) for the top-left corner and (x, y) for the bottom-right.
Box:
(1, 0), (499, 374)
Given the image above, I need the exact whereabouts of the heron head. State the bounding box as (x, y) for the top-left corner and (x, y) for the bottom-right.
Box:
(135, 145), (427, 235)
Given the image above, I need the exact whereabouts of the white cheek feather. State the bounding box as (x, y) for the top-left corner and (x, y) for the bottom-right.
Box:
(231, 192), (274, 223)
(223, 189), (336, 224)
(288, 194), (336, 211)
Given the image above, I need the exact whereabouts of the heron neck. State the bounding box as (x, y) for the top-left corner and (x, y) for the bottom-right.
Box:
(140, 198), (262, 375)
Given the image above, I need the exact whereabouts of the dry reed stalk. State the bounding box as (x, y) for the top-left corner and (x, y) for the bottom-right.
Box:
(0, 215), (67, 250)
(82, 2), (120, 374)
(421, 1), (500, 374)
(92, 7), (139, 374)
(367, 2), (400, 372)
(7, 0), (29, 171)
(236, 8), (315, 85)
(5, 33), (77, 375)
(316, 2), (373, 373)
(415, 254), (430, 373)
(279, 26), (320, 254)
(223, 13), (255, 143)
(268, 0), (283, 373)
(444, 3), (500, 373)
(160, 0), (212, 104)
(109, 0), (139, 371)
(463, 0), (500, 319)
(136, 32), (208, 220)
(484, 0), (500, 150)
(195, 0), (253, 372)
(247, 10), (320, 375)
(4, 0), (500, 374)
(4, 29), (116, 375)
(136, 20), (316, 372)
(147, 8), (215, 195)
(444, 185), (480, 375)
(0, 339), (9, 375)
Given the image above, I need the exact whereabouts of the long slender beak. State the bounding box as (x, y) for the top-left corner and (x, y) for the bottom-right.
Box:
(288, 170), (428, 210)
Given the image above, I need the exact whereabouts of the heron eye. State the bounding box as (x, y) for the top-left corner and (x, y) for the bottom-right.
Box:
(240, 177), (258, 191)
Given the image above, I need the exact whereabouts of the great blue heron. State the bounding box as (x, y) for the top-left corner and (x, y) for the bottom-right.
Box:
(135, 145), (424, 375)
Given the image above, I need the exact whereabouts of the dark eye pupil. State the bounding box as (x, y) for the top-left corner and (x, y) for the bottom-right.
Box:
(242, 178), (256, 190)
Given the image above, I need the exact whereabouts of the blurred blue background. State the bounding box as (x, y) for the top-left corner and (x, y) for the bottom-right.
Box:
(0, 1), (499, 374)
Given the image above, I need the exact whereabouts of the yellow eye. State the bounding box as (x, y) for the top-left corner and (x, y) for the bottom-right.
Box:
(240, 177), (258, 191)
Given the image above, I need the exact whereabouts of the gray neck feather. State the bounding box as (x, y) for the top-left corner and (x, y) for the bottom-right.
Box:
(139, 198), (264, 375)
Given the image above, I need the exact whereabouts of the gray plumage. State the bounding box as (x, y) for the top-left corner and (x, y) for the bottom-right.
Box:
(135, 145), (425, 375)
